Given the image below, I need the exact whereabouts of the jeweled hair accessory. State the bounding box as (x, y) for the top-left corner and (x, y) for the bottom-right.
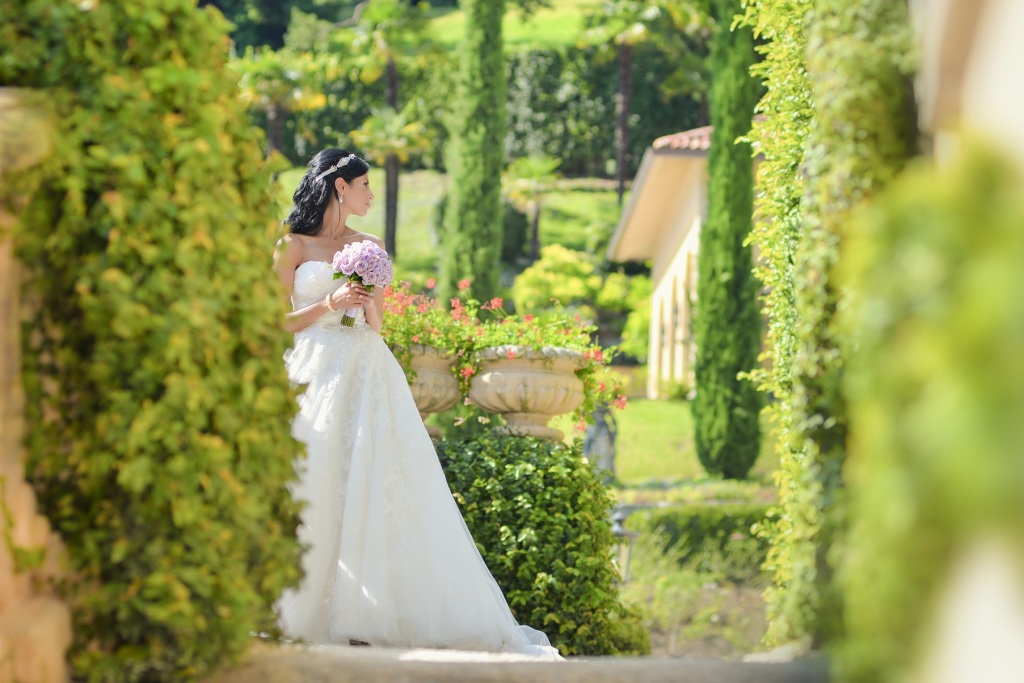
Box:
(314, 154), (357, 182)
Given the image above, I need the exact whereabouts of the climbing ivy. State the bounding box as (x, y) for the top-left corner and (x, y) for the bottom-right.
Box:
(739, 0), (815, 645)
(2, 1), (303, 680)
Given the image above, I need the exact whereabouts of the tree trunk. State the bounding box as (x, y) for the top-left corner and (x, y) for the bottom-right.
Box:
(385, 56), (400, 257)
(615, 42), (633, 206)
(266, 103), (283, 158)
(529, 200), (541, 262)
(385, 153), (399, 258)
(385, 56), (399, 110)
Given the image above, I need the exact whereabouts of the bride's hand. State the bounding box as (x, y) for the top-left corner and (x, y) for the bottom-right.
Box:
(329, 282), (371, 309)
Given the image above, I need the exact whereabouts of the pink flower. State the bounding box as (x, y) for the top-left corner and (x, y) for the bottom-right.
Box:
(489, 297), (503, 310)
(460, 367), (476, 378)
(458, 279), (471, 291)
(506, 349), (517, 359)
(426, 277), (437, 289)
(614, 395), (628, 410)
(412, 335), (420, 343)
(524, 314), (534, 323)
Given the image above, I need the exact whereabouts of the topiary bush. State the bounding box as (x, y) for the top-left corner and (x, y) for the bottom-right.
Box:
(2, 1), (303, 680)
(436, 433), (650, 656)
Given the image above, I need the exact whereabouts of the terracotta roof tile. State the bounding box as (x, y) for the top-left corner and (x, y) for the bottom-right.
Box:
(652, 125), (713, 152)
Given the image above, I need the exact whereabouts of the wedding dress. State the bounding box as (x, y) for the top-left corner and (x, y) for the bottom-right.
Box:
(278, 261), (561, 659)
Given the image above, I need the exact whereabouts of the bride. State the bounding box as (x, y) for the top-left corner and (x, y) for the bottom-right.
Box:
(272, 148), (562, 659)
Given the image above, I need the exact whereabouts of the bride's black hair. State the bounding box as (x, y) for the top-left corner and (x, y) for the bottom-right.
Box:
(285, 148), (371, 236)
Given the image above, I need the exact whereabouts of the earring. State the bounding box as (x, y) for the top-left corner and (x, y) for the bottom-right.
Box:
(339, 194), (345, 204)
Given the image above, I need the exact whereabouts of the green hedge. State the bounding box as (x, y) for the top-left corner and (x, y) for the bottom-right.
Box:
(3, 1), (303, 681)
(627, 503), (770, 583)
(836, 146), (1024, 683)
(436, 433), (649, 656)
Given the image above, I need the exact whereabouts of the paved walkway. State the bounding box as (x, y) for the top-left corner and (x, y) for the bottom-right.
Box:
(206, 643), (829, 683)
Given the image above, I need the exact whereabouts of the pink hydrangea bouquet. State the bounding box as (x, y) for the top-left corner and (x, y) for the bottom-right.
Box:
(332, 240), (394, 327)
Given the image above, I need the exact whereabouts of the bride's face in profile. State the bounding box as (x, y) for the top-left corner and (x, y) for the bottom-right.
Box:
(337, 173), (374, 217)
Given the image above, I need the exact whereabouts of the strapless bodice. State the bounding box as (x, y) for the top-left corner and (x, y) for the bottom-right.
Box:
(292, 260), (367, 331)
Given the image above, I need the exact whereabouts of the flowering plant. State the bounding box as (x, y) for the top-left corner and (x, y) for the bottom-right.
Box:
(380, 278), (476, 385)
(382, 278), (627, 426)
(332, 240), (394, 327)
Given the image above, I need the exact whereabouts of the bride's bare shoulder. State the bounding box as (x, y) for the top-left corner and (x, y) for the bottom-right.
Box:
(274, 233), (305, 267)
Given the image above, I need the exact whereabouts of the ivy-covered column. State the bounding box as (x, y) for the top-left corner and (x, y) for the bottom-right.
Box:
(0, 88), (72, 683)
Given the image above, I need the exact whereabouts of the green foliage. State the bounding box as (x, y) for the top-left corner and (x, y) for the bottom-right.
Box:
(739, 0), (815, 645)
(439, 0), (507, 301)
(691, 0), (761, 481)
(615, 275), (652, 362)
(628, 503), (771, 583)
(788, 0), (917, 645)
(506, 44), (705, 177)
(510, 245), (602, 318)
(2, 1), (303, 680)
(835, 146), (1024, 683)
(436, 434), (650, 656)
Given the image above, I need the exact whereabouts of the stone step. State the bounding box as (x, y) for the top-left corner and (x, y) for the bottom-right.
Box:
(206, 643), (829, 683)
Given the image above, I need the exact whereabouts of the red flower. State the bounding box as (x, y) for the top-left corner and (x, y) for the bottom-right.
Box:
(460, 366), (476, 378)
(575, 420), (587, 433)
(614, 395), (628, 410)
(426, 277), (437, 289)
(458, 279), (471, 291)
(506, 349), (517, 359)
(523, 314), (534, 323)
(598, 382), (607, 393)
(412, 334), (420, 343)
(417, 302), (429, 313)
(489, 297), (503, 310)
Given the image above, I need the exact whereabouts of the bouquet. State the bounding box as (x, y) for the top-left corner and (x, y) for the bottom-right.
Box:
(332, 240), (394, 327)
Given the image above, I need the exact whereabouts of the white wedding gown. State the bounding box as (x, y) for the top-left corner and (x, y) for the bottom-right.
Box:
(278, 261), (561, 659)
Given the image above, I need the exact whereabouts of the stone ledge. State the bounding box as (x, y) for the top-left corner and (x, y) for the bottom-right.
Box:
(205, 642), (829, 683)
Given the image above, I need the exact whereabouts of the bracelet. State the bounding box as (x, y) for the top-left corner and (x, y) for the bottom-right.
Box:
(325, 293), (338, 311)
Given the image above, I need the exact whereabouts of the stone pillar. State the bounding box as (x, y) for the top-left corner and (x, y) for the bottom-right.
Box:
(0, 88), (72, 683)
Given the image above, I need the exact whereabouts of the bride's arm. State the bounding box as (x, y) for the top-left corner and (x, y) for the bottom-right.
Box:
(364, 283), (384, 334)
(274, 235), (362, 334)
(360, 235), (387, 335)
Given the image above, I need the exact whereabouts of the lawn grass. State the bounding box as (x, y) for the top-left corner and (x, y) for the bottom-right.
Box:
(553, 398), (779, 486)
(426, 0), (601, 49)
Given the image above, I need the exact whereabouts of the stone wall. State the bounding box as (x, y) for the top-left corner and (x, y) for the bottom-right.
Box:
(0, 88), (72, 683)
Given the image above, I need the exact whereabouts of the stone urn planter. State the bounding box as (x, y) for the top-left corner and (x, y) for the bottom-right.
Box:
(404, 345), (460, 438)
(469, 345), (586, 441)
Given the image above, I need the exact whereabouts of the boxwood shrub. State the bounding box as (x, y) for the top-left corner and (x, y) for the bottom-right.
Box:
(436, 433), (649, 656)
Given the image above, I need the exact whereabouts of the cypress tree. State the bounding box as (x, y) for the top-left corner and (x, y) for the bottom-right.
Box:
(439, 0), (506, 301)
(692, 0), (762, 479)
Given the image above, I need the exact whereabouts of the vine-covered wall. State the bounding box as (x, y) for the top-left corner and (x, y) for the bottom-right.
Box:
(741, 0), (917, 650)
(1, 1), (303, 680)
